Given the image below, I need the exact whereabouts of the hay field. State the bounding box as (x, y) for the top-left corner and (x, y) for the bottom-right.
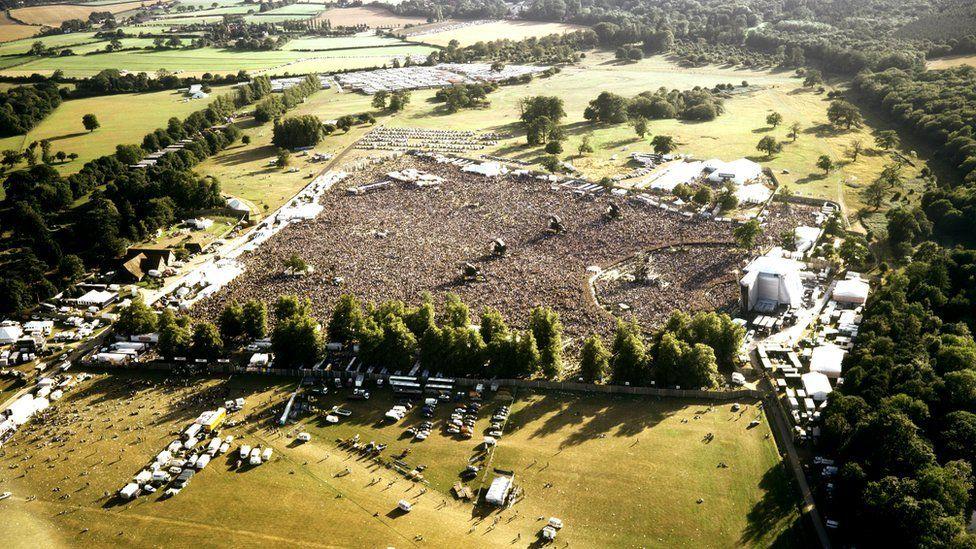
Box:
(0, 371), (802, 548)
(0, 31), (99, 55)
(0, 87), (232, 174)
(282, 34), (410, 51)
(314, 6), (427, 27)
(0, 12), (41, 42)
(409, 20), (586, 47)
(10, 1), (146, 26)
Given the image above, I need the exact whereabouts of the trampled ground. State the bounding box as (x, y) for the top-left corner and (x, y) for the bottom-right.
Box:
(0, 370), (803, 548)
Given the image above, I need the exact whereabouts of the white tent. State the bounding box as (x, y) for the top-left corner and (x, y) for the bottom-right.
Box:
(833, 277), (870, 305)
(226, 197), (250, 213)
(705, 158), (762, 185)
(485, 475), (513, 506)
(739, 253), (804, 311)
(801, 372), (833, 401)
(642, 161), (704, 191)
(76, 289), (116, 308)
(462, 161), (508, 177)
(0, 325), (22, 344)
(793, 226), (821, 253)
(810, 344), (846, 378)
(735, 183), (772, 204)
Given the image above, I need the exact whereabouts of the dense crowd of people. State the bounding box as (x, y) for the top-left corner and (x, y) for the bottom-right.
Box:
(194, 157), (815, 339)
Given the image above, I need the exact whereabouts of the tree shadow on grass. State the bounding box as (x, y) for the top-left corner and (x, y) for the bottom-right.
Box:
(794, 172), (828, 185)
(210, 144), (276, 167)
(802, 123), (847, 138)
(46, 131), (88, 142)
(505, 390), (681, 449)
(739, 462), (812, 548)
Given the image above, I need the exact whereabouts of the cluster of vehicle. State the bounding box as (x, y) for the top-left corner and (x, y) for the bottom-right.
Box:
(487, 405), (510, 438)
(239, 443), (274, 466)
(120, 434), (235, 500)
(446, 402), (481, 438)
(406, 420), (434, 441)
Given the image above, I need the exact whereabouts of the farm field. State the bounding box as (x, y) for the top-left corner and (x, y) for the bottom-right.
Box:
(282, 34), (412, 51)
(407, 20), (586, 48)
(0, 86), (232, 174)
(314, 6), (428, 28)
(9, 1), (146, 27)
(0, 13), (41, 43)
(0, 370), (802, 548)
(0, 31), (100, 56)
(0, 44), (436, 77)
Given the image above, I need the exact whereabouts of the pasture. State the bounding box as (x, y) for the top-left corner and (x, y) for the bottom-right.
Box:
(1, 43), (436, 77)
(0, 87), (232, 174)
(9, 1), (146, 27)
(0, 370), (803, 548)
(927, 54), (976, 69)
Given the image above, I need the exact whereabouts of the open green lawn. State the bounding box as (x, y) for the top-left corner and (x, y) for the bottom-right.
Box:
(0, 32), (100, 56)
(198, 88), (373, 214)
(0, 86), (233, 174)
(0, 370), (803, 548)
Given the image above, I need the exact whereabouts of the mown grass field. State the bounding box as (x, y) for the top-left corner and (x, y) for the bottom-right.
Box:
(282, 34), (412, 51)
(407, 20), (586, 48)
(0, 31), (99, 55)
(927, 54), (976, 69)
(0, 86), (232, 174)
(0, 370), (802, 548)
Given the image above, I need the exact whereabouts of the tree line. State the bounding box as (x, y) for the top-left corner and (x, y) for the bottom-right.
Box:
(820, 245), (976, 547)
(194, 292), (743, 388)
(0, 83), (62, 137)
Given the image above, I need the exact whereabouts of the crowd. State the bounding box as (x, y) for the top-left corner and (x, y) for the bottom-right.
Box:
(193, 156), (759, 338)
(355, 126), (500, 153)
(594, 244), (744, 328)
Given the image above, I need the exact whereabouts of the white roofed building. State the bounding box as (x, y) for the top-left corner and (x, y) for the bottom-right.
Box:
(704, 158), (762, 186)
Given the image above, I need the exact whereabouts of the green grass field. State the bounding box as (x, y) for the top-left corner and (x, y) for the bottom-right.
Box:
(1, 43), (436, 77)
(197, 88), (373, 214)
(0, 86), (233, 174)
(0, 370), (802, 548)
(282, 34), (412, 51)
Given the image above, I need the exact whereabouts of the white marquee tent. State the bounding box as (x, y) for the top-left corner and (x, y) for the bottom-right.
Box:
(810, 344), (846, 378)
(801, 371), (833, 401)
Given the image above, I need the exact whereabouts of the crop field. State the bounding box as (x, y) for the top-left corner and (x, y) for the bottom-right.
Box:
(0, 13), (42, 43)
(9, 1), (147, 27)
(314, 6), (428, 28)
(0, 32), (100, 55)
(0, 370), (802, 548)
(0, 87), (232, 174)
(407, 20), (587, 48)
